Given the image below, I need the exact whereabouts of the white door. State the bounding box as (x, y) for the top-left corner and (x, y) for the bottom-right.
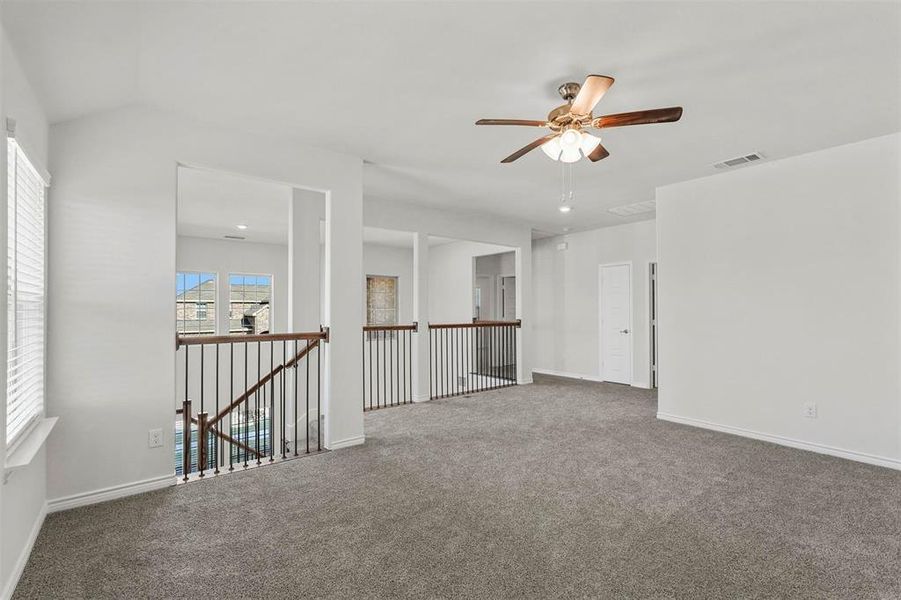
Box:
(600, 264), (632, 384)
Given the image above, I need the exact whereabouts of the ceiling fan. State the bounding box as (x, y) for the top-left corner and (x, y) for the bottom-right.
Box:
(476, 75), (682, 164)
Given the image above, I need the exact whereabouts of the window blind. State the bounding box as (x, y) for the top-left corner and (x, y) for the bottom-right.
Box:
(7, 137), (46, 447)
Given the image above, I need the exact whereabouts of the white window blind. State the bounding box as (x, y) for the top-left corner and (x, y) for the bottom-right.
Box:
(7, 137), (47, 447)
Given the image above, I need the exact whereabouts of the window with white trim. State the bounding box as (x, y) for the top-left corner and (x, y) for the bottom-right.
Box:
(7, 137), (47, 447)
(176, 271), (217, 335)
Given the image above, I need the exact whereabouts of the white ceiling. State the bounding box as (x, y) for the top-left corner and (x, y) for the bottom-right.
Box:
(4, 1), (900, 234)
(177, 167), (291, 244)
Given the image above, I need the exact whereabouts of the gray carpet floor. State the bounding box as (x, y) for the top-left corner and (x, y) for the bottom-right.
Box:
(14, 375), (901, 599)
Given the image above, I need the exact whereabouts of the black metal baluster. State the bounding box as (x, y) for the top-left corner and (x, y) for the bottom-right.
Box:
(376, 330), (381, 408)
(514, 326), (518, 385)
(316, 338), (321, 452)
(183, 346), (189, 481)
(368, 332), (373, 410)
(429, 328), (434, 399)
(458, 326), (462, 396)
(244, 342), (249, 468)
(293, 339), (298, 457)
(214, 344), (220, 474)
(385, 331), (394, 406)
(256, 341), (262, 465)
(306, 339), (311, 454)
(382, 331), (387, 408)
(362, 331), (366, 410)
(401, 329), (410, 404)
(281, 341), (286, 459)
(198, 344), (204, 477)
(269, 340), (275, 462)
(409, 329), (413, 403)
(229, 343), (234, 471)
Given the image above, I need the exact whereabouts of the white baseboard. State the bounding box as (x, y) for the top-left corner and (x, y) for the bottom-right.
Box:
(657, 412), (901, 471)
(326, 435), (365, 450)
(1, 501), (47, 600)
(412, 393), (431, 403)
(532, 368), (650, 389)
(47, 473), (175, 513)
(533, 368), (605, 383)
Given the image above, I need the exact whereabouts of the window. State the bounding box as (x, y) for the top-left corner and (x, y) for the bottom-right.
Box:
(176, 272), (217, 335)
(7, 137), (48, 447)
(366, 275), (397, 326)
(229, 274), (271, 334)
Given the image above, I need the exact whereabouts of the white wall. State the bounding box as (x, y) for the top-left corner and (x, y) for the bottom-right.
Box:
(657, 133), (901, 468)
(177, 236), (289, 334)
(363, 243), (413, 325)
(532, 220), (657, 388)
(0, 23), (50, 600)
(46, 106), (364, 507)
(429, 241), (513, 323)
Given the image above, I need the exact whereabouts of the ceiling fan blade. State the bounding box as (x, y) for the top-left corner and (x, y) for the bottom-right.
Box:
(570, 75), (615, 116)
(476, 119), (547, 127)
(501, 134), (559, 163)
(587, 143), (610, 162)
(593, 107), (683, 129)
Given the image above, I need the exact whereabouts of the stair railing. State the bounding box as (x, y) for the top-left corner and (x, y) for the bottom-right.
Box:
(428, 320), (520, 400)
(176, 327), (328, 481)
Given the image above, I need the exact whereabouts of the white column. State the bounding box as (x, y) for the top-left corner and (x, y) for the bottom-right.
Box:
(288, 188), (323, 332)
(412, 232), (430, 401)
(322, 184), (364, 448)
(515, 243), (533, 384)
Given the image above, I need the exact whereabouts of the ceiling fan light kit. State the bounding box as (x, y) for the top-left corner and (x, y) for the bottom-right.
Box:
(476, 74), (683, 164)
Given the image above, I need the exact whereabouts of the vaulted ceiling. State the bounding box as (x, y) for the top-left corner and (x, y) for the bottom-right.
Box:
(3, 1), (899, 233)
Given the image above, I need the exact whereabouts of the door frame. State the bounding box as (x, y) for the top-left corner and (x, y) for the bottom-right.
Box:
(496, 274), (515, 320)
(598, 262), (633, 385)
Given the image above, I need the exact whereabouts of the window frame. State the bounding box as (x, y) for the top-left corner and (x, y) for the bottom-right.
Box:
(6, 135), (49, 450)
(227, 272), (273, 335)
(365, 274), (399, 327)
(176, 271), (218, 336)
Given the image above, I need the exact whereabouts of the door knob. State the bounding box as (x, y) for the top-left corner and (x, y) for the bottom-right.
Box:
(620, 329), (630, 334)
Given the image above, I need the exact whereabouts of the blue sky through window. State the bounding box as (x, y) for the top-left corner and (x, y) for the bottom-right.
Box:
(229, 274), (271, 287)
(176, 272), (215, 295)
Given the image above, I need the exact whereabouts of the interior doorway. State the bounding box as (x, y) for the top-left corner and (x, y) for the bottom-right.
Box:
(599, 263), (633, 385)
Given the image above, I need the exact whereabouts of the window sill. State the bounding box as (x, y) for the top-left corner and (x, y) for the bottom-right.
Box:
(4, 417), (57, 482)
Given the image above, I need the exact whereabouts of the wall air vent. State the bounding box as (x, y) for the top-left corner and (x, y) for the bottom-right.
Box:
(713, 152), (765, 169)
(223, 235), (246, 240)
(608, 199), (656, 218)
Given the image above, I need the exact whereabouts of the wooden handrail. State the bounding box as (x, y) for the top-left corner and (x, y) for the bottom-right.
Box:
(206, 339), (319, 429)
(363, 322), (418, 332)
(178, 329), (327, 347)
(429, 320), (521, 329)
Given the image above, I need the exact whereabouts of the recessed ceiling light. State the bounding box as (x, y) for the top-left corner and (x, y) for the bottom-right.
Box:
(559, 205), (573, 213)
(236, 224), (248, 230)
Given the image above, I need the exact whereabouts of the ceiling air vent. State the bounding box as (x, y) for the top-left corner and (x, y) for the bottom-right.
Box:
(713, 152), (765, 169)
(608, 199), (656, 217)
(223, 235), (246, 240)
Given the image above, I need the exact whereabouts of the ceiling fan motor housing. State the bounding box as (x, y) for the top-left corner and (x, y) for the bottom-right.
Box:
(557, 82), (582, 102)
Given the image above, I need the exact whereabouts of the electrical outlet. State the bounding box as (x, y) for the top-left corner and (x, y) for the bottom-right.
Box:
(148, 428), (163, 448)
(802, 402), (817, 419)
